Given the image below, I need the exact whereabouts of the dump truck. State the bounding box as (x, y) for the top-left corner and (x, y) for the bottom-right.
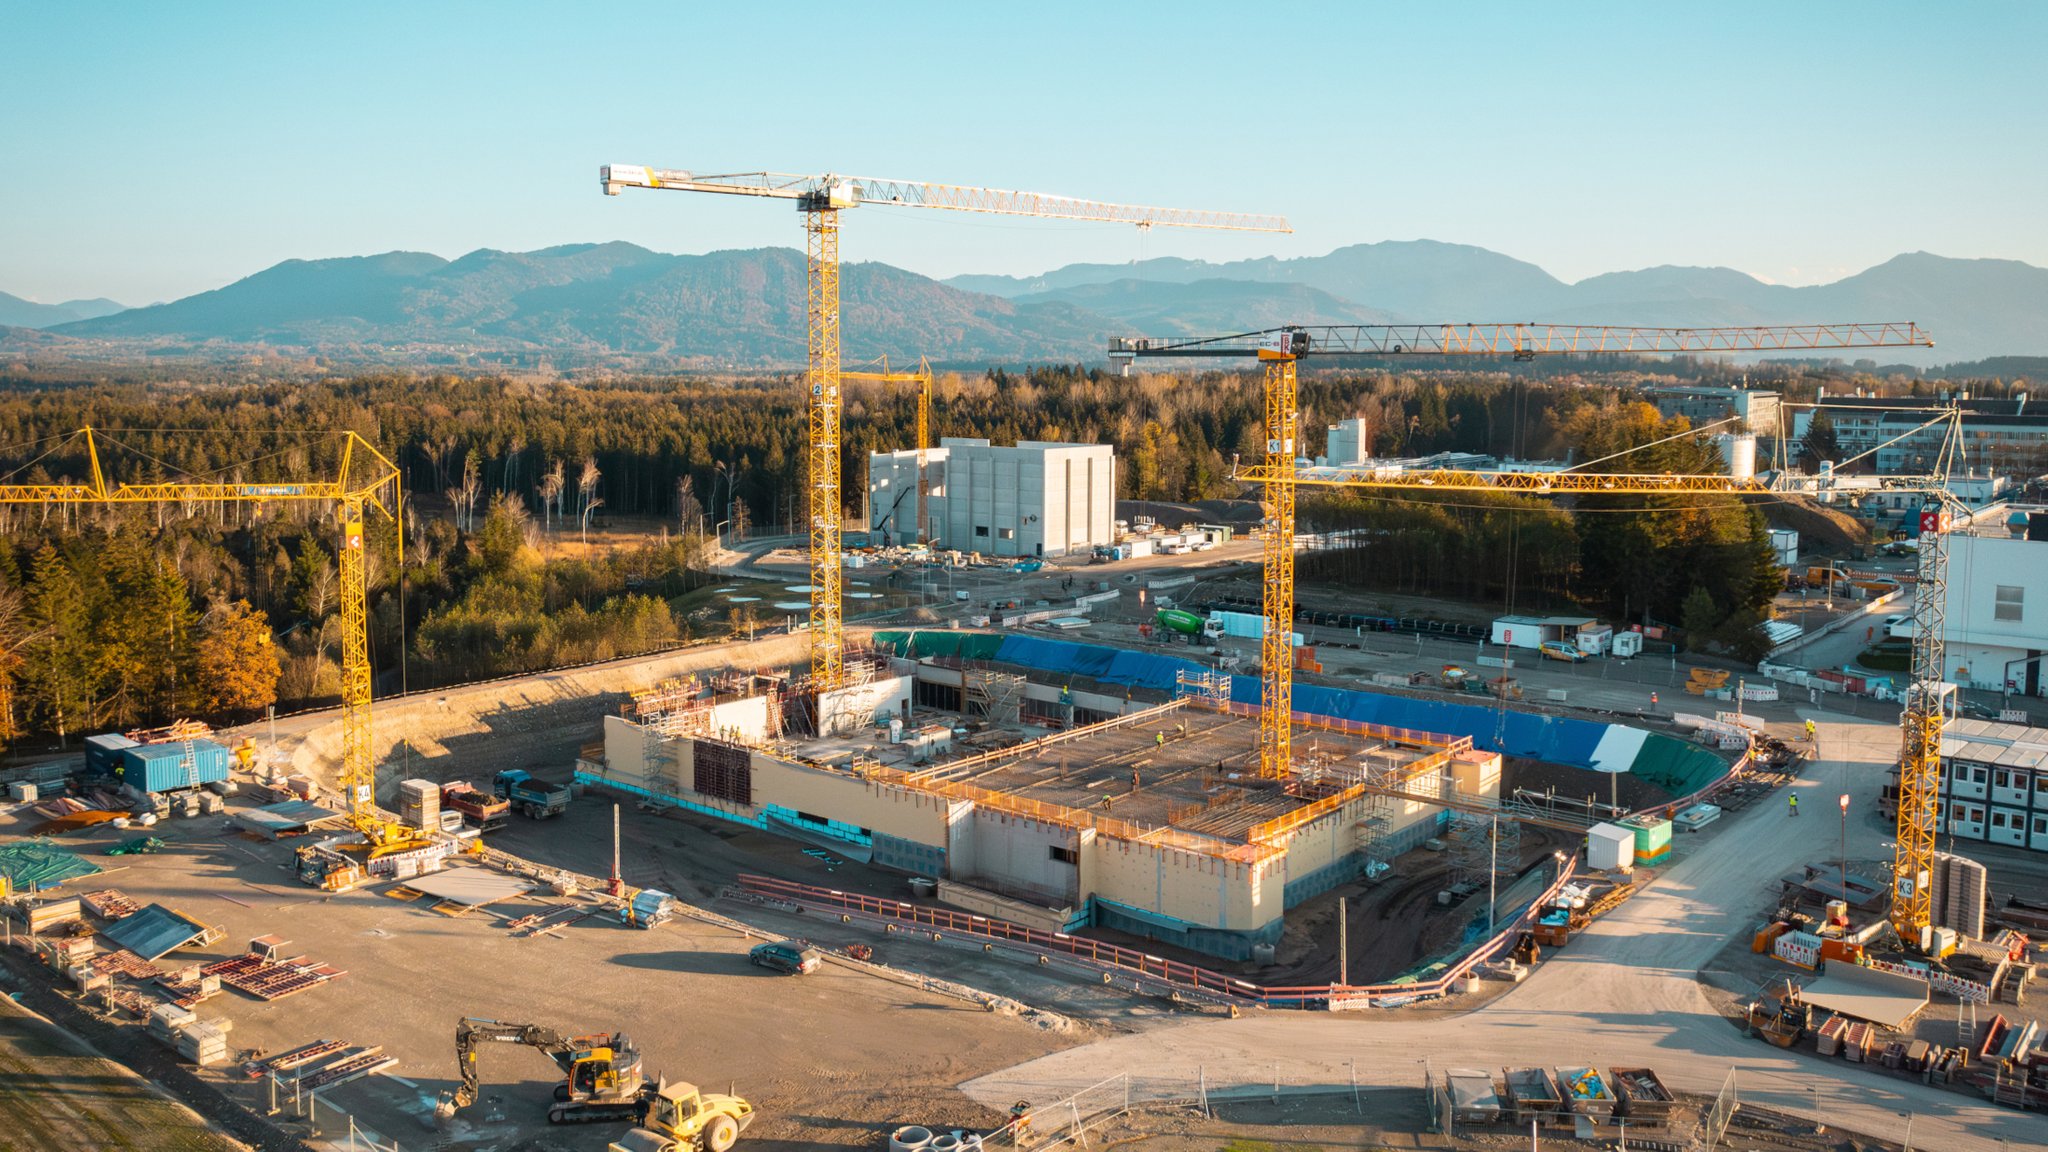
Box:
(437, 1016), (652, 1126)
(609, 1080), (755, 1152)
(442, 780), (511, 831)
(495, 769), (572, 820)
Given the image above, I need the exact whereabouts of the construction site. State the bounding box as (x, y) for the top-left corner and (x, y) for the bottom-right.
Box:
(0, 160), (2043, 1152)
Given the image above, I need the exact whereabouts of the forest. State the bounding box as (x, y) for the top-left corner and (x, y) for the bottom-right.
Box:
(0, 361), (1818, 744)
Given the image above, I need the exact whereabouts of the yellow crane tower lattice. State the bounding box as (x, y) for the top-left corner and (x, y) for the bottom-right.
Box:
(841, 355), (935, 544)
(1107, 322), (1936, 793)
(1229, 412), (1963, 947)
(0, 427), (418, 858)
(601, 164), (1288, 695)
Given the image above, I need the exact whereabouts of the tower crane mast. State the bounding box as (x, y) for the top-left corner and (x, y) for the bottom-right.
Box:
(603, 164), (1287, 700)
(1110, 323), (1944, 941)
(0, 427), (418, 877)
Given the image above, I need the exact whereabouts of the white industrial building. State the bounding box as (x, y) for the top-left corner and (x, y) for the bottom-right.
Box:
(867, 438), (1116, 557)
(1939, 533), (2048, 695)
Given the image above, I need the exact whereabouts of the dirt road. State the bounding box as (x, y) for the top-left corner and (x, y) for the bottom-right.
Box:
(962, 710), (2045, 1151)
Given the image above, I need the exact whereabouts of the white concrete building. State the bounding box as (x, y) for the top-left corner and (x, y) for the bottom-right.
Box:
(867, 447), (938, 546)
(1940, 533), (2048, 695)
(867, 438), (1115, 557)
(1324, 418), (1370, 466)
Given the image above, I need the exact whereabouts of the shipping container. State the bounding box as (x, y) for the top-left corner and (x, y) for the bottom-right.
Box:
(117, 739), (231, 793)
(85, 733), (139, 777)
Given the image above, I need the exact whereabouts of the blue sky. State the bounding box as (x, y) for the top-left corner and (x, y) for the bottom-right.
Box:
(3, 1), (2043, 305)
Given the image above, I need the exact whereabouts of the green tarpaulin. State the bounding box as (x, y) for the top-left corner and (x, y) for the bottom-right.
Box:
(870, 630), (1004, 661)
(0, 841), (101, 889)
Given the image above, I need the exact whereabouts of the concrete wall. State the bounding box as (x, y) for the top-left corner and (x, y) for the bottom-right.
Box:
(949, 810), (1084, 905)
(819, 674), (913, 736)
(1086, 836), (1280, 938)
(748, 755), (956, 849)
(707, 695), (775, 744)
(270, 631), (811, 792)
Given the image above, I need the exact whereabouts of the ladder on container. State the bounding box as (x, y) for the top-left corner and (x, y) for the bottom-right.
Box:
(181, 736), (201, 789)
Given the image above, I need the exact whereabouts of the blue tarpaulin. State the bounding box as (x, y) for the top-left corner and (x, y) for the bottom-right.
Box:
(906, 632), (1722, 786)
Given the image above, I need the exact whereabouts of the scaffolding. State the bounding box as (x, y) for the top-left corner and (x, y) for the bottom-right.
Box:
(1444, 811), (1520, 896)
(1355, 792), (1394, 881)
(965, 667), (1026, 726)
(1174, 669), (1231, 710)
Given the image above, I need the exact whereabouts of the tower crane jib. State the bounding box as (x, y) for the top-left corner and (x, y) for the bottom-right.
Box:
(1112, 322), (1953, 948)
(603, 162), (1286, 699)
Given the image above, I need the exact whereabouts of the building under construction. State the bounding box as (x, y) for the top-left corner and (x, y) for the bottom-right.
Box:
(580, 653), (1496, 959)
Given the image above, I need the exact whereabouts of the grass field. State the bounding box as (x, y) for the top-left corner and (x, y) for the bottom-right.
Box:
(0, 994), (244, 1152)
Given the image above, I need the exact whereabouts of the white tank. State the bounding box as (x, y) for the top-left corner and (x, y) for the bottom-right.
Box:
(1713, 433), (1757, 480)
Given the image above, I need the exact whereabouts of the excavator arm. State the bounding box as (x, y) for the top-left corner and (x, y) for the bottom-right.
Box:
(447, 1018), (587, 1110)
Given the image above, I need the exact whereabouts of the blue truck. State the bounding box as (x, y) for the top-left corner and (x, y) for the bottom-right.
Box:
(493, 769), (572, 820)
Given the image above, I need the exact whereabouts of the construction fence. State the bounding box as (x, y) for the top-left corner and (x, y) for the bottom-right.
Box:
(737, 857), (1579, 1010)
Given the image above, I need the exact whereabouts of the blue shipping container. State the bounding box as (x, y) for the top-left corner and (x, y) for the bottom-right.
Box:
(117, 739), (231, 793)
(85, 732), (139, 776)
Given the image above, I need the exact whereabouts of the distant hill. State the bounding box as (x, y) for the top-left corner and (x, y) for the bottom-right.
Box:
(951, 244), (2048, 365)
(14, 242), (2048, 368)
(51, 244), (1110, 364)
(953, 240), (1564, 319)
(0, 291), (128, 328)
(1015, 278), (1396, 336)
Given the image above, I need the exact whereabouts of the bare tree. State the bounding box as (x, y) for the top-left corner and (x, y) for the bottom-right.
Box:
(457, 453), (483, 532)
(539, 460), (565, 532)
(577, 456), (601, 527)
(676, 476), (703, 537)
(729, 497), (751, 542)
(580, 497), (604, 547)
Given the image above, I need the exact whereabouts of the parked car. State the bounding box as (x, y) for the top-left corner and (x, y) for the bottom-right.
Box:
(1539, 641), (1587, 663)
(748, 940), (823, 975)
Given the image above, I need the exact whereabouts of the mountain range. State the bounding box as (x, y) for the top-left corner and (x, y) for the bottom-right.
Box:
(0, 291), (129, 329)
(8, 240), (2045, 369)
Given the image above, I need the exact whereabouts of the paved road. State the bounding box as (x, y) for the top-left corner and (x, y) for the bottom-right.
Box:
(962, 710), (2043, 1151)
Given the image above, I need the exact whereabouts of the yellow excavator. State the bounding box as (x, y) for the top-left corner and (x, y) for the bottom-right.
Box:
(437, 1017), (755, 1148)
(437, 1017), (654, 1126)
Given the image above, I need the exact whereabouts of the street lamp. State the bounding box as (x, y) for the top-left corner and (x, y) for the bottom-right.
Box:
(1839, 793), (1851, 909)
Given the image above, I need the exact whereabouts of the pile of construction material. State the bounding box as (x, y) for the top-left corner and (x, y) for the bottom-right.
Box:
(148, 1002), (231, 1066)
(890, 1125), (987, 1152)
(398, 778), (440, 830)
(203, 937), (345, 1001)
(1974, 1014), (2048, 1107)
(1452, 1065), (1676, 1132)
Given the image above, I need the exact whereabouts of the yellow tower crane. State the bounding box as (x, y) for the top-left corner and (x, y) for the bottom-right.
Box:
(1107, 322), (1936, 802)
(0, 427), (420, 881)
(840, 355), (936, 545)
(601, 164), (1288, 695)
(1221, 424), (1964, 948)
